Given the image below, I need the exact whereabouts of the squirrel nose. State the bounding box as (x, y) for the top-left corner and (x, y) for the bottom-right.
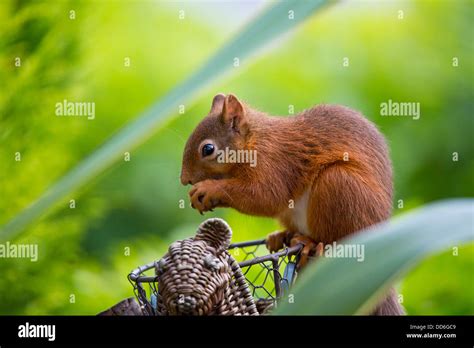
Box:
(180, 171), (193, 186)
(180, 177), (192, 186)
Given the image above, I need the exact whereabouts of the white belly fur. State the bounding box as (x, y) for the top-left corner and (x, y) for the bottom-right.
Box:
(291, 189), (311, 236)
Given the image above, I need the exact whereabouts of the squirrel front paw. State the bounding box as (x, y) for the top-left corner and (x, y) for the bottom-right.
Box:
(189, 180), (222, 214)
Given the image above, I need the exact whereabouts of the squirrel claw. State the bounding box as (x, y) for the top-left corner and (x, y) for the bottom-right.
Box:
(265, 230), (294, 253)
(188, 180), (222, 214)
(289, 234), (323, 271)
(315, 241), (324, 257)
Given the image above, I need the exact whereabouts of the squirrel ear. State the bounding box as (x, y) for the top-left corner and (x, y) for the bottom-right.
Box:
(195, 218), (232, 252)
(222, 94), (247, 133)
(210, 93), (225, 114)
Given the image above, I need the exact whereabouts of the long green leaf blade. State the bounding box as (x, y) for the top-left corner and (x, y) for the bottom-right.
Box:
(0, 0), (331, 240)
(274, 199), (474, 315)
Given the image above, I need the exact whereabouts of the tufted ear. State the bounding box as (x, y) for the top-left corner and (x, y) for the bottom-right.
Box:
(209, 93), (225, 114)
(195, 218), (232, 252)
(221, 94), (248, 134)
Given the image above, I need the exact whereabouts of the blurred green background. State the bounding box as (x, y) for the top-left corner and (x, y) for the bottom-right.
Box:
(0, 0), (472, 315)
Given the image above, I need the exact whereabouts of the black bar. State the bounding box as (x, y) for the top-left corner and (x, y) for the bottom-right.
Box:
(0, 315), (472, 346)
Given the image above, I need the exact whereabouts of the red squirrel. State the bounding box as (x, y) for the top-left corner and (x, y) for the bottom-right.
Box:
(180, 93), (405, 315)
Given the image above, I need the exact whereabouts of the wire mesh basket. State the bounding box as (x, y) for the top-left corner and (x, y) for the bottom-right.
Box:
(128, 239), (304, 315)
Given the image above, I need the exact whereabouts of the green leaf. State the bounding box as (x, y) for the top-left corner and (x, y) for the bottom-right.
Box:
(0, 0), (331, 240)
(274, 199), (474, 315)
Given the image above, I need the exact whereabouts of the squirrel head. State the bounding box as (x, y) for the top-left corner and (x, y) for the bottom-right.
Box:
(180, 93), (250, 185)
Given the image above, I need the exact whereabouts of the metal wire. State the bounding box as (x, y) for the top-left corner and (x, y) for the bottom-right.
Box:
(129, 239), (303, 315)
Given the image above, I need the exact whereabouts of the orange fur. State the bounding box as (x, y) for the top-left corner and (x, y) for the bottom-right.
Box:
(181, 94), (404, 315)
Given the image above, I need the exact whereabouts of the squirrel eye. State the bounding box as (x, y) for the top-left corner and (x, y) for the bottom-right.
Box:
(201, 143), (215, 157)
